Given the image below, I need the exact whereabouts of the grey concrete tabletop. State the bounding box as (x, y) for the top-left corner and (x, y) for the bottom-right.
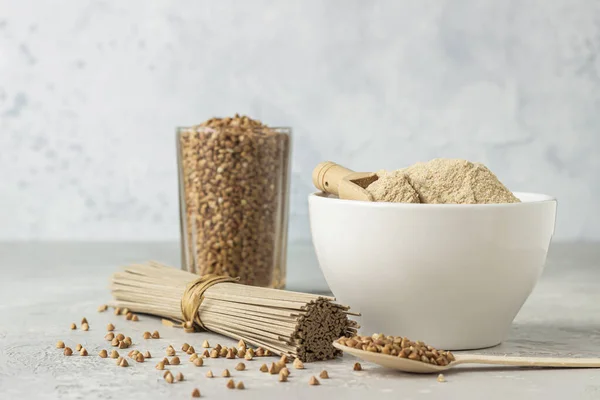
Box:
(1, 242), (599, 400)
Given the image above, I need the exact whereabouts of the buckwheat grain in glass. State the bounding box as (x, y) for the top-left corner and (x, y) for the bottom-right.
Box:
(176, 115), (291, 288)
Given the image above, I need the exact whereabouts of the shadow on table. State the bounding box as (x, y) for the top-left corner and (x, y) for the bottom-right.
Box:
(480, 320), (600, 358)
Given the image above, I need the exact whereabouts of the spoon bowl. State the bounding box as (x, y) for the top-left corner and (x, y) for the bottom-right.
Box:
(334, 342), (449, 373)
(333, 342), (600, 374)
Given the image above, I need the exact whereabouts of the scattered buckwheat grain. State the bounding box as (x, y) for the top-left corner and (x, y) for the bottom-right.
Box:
(279, 371), (287, 382)
(166, 345), (176, 356)
(268, 363), (279, 375)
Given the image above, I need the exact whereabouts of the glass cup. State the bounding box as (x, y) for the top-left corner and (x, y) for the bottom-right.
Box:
(176, 125), (291, 288)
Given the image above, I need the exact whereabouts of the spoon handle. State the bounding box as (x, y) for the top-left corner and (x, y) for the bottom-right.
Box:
(454, 354), (600, 368)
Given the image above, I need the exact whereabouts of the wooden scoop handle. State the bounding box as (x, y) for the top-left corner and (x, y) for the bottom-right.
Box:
(312, 161), (355, 196)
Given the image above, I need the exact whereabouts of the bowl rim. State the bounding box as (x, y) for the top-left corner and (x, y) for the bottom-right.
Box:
(309, 191), (556, 208)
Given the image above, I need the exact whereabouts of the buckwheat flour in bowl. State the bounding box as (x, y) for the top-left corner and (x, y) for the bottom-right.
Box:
(366, 170), (421, 203)
(367, 158), (519, 204)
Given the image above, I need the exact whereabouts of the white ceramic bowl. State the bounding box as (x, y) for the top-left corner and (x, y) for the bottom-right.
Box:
(308, 192), (557, 350)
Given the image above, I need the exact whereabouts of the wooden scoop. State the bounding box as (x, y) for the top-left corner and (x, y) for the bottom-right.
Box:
(312, 161), (378, 201)
(333, 342), (600, 374)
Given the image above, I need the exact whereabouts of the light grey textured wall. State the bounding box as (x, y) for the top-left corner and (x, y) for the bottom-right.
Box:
(1, 0), (599, 242)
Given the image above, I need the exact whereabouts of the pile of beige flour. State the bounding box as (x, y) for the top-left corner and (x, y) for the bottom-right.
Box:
(366, 158), (520, 204)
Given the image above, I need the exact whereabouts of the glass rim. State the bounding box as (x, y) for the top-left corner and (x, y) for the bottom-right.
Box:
(176, 126), (291, 132)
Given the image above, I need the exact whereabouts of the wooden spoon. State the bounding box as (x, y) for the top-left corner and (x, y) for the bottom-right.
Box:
(312, 161), (378, 201)
(333, 342), (600, 374)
